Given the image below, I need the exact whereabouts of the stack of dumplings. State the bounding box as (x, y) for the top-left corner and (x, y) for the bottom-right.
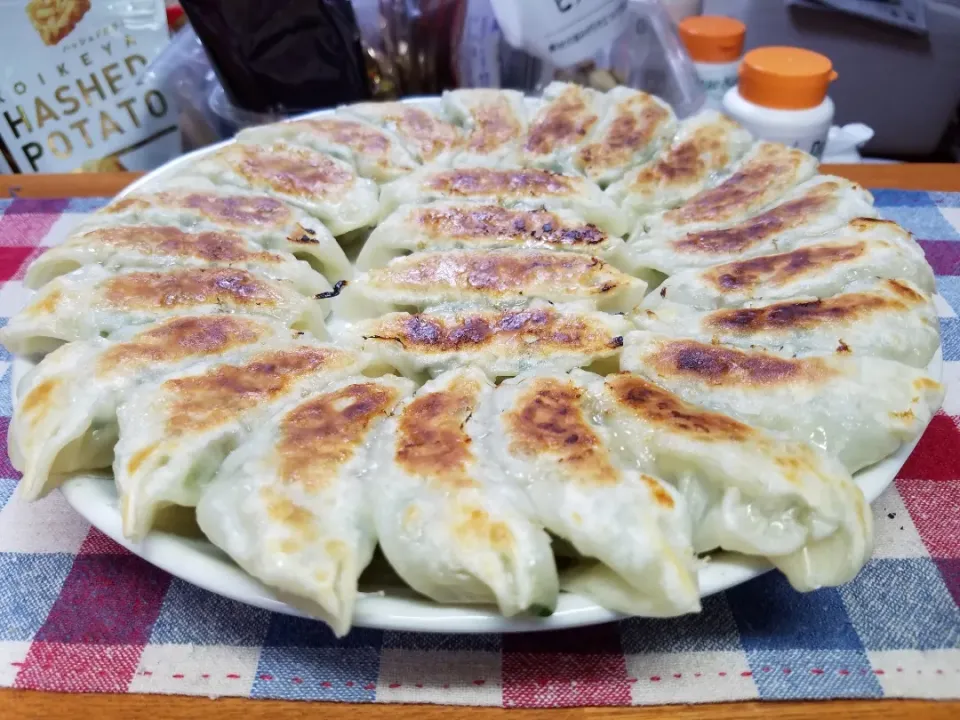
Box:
(2, 84), (944, 637)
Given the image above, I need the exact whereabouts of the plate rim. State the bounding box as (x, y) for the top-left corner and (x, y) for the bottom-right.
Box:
(12, 98), (946, 633)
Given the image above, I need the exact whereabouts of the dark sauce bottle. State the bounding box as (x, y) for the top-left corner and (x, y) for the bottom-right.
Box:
(179, 0), (372, 114)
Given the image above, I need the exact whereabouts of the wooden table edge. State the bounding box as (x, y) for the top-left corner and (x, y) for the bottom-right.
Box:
(1, 163), (958, 719)
(2, 164), (960, 199)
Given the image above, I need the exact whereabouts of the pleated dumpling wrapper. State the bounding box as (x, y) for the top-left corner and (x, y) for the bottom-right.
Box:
(337, 101), (461, 165)
(443, 89), (529, 167)
(335, 249), (646, 320)
(11, 315), (298, 501)
(357, 202), (626, 271)
(0, 265), (328, 356)
(586, 371), (872, 591)
(25, 225), (332, 298)
(78, 181), (352, 281)
(638, 142), (819, 241)
(573, 86), (677, 186)
(357, 301), (630, 379)
(235, 116), (418, 181)
(521, 82), (608, 172)
(621, 332), (944, 473)
(113, 342), (369, 539)
(377, 167), (629, 237)
(626, 176), (878, 277)
(606, 109), (754, 219)
(196, 374), (414, 637)
(176, 141), (379, 235)
(636, 278), (940, 369)
(645, 227), (936, 311)
(370, 367), (559, 616)
(480, 369), (699, 616)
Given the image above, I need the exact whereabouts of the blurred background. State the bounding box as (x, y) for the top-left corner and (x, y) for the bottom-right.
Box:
(2, 0), (958, 175)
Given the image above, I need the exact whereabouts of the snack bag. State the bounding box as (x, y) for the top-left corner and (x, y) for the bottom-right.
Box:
(0, 0), (179, 173)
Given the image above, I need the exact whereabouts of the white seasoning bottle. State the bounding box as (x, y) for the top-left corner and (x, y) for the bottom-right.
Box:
(722, 46), (837, 159)
(678, 16), (746, 110)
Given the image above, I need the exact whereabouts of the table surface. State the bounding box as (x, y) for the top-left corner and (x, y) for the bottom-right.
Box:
(1, 164), (958, 720)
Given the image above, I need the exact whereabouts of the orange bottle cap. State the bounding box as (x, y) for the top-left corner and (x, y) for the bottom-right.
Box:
(678, 16), (746, 63)
(738, 46), (838, 110)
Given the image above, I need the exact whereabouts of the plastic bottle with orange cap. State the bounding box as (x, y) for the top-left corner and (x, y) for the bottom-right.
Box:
(721, 46), (837, 160)
(678, 16), (838, 160)
(678, 16), (746, 110)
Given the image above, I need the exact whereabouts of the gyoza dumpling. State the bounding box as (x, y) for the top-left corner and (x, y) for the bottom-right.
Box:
(114, 342), (368, 539)
(606, 110), (753, 219)
(335, 249), (646, 319)
(196, 375), (413, 636)
(357, 301), (630, 379)
(370, 367), (559, 615)
(338, 101), (461, 165)
(377, 167), (629, 236)
(646, 229), (936, 311)
(625, 177), (879, 278)
(573, 87), (677, 185)
(0, 265), (327, 356)
(79, 182), (352, 281)
(11, 315), (296, 501)
(174, 142), (379, 235)
(638, 142), (819, 241)
(236, 117), (418, 181)
(356, 202), (626, 271)
(587, 372), (872, 591)
(522, 82), (608, 171)
(25, 225), (331, 297)
(621, 331), (944, 472)
(636, 278), (940, 368)
(482, 369), (699, 616)
(443, 89), (528, 167)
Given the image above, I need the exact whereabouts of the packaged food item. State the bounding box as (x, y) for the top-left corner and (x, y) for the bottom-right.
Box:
(722, 46), (836, 159)
(0, 0), (180, 173)
(677, 15), (745, 110)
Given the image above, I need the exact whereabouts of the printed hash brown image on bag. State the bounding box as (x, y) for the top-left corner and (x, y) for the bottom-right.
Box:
(0, 0), (179, 173)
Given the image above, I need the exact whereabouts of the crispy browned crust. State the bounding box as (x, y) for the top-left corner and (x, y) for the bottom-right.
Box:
(605, 373), (752, 442)
(96, 315), (273, 376)
(525, 86), (600, 155)
(628, 116), (740, 190)
(370, 251), (624, 298)
(642, 338), (837, 388)
(76, 226), (282, 265)
(703, 281), (922, 334)
(424, 169), (576, 197)
(577, 97), (671, 171)
(161, 347), (356, 435)
(670, 181), (843, 255)
(278, 382), (404, 491)
(101, 268), (285, 310)
(295, 118), (391, 155)
(217, 145), (353, 198)
(503, 377), (620, 487)
(463, 95), (524, 153)
(409, 205), (607, 248)
(395, 375), (480, 487)
(662, 145), (811, 226)
(106, 192), (295, 230)
(359, 104), (459, 161)
(702, 241), (868, 293)
(364, 308), (623, 356)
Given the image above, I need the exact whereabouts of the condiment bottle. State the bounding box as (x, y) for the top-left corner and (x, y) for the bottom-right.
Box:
(678, 16), (746, 110)
(723, 46), (837, 159)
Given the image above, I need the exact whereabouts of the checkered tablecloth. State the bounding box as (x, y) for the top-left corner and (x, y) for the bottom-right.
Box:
(0, 191), (957, 707)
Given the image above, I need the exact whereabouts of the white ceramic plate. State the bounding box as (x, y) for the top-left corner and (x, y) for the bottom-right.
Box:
(10, 99), (945, 632)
